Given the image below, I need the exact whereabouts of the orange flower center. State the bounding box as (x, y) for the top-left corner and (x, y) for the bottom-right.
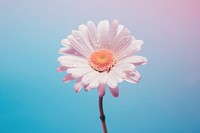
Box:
(89, 49), (116, 72)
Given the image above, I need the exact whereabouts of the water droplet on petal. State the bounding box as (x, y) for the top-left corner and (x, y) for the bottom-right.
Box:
(130, 65), (134, 69)
(73, 64), (78, 67)
(123, 54), (126, 57)
(77, 37), (80, 40)
(123, 73), (126, 77)
(136, 57), (141, 61)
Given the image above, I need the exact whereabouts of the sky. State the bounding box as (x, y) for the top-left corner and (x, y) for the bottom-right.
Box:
(0, 0), (200, 133)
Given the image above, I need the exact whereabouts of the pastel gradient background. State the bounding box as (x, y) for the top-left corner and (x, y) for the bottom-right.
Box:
(0, 0), (200, 133)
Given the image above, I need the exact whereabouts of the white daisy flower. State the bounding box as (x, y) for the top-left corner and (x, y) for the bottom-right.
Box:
(58, 20), (147, 97)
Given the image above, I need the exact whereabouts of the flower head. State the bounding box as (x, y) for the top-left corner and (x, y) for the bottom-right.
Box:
(58, 20), (147, 97)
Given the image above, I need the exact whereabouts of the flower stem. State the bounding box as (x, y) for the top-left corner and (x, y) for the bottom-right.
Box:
(99, 96), (108, 133)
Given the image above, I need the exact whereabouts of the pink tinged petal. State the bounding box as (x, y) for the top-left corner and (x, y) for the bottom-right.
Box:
(112, 26), (132, 52)
(67, 35), (90, 58)
(116, 40), (143, 60)
(57, 55), (88, 68)
(109, 86), (119, 97)
(97, 20), (110, 49)
(67, 67), (93, 78)
(74, 78), (83, 93)
(78, 24), (95, 50)
(117, 56), (147, 66)
(84, 84), (91, 92)
(124, 70), (141, 83)
(59, 47), (82, 56)
(63, 74), (75, 83)
(117, 25), (124, 35)
(98, 83), (106, 97)
(57, 66), (68, 72)
(114, 35), (133, 54)
(78, 24), (89, 41)
(61, 39), (71, 47)
(107, 73), (118, 88)
(109, 20), (118, 45)
(131, 40), (144, 52)
(115, 63), (136, 72)
(109, 68), (123, 83)
(82, 71), (99, 85)
(87, 21), (97, 45)
(72, 30), (94, 53)
(58, 55), (87, 63)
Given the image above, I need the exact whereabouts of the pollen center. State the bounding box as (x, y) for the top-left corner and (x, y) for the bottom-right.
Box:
(89, 49), (116, 72)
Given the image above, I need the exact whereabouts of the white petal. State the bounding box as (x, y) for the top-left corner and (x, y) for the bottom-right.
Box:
(131, 39), (144, 52)
(82, 70), (99, 85)
(97, 20), (110, 49)
(58, 55), (88, 68)
(59, 47), (82, 56)
(117, 56), (147, 66)
(107, 72), (118, 88)
(72, 30), (94, 53)
(78, 24), (89, 41)
(117, 25), (124, 35)
(67, 35), (90, 58)
(115, 63), (136, 71)
(98, 72), (108, 84)
(112, 27), (132, 52)
(67, 67), (93, 78)
(61, 39), (71, 47)
(89, 76), (99, 89)
(124, 70), (141, 83)
(87, 21), (97, 45)
(109, 68), (123, 83)
(116, 40), (144, 60)
(74, 78), (83, 92)
(98, 83), (106, 97)
(108, 20), (119, 48)
(109, 86), (119, 97)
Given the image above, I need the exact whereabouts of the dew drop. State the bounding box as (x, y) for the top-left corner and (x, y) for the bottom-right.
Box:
(136, 57), (141, 61)
(73, 64), (78, 67)
(123, 54), (126, 57)
(130, 65), (134, 69)
(123, 73), (126, 77)
(77, 37), (80, 40)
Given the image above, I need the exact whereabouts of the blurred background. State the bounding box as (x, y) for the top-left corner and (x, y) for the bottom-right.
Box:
(0, 0), (200, 133)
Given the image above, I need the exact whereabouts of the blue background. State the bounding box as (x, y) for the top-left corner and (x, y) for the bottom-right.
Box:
(0, 0), (200, 133)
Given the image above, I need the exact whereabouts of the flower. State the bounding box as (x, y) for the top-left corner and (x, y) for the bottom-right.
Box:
(58, 20), (147, 97)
